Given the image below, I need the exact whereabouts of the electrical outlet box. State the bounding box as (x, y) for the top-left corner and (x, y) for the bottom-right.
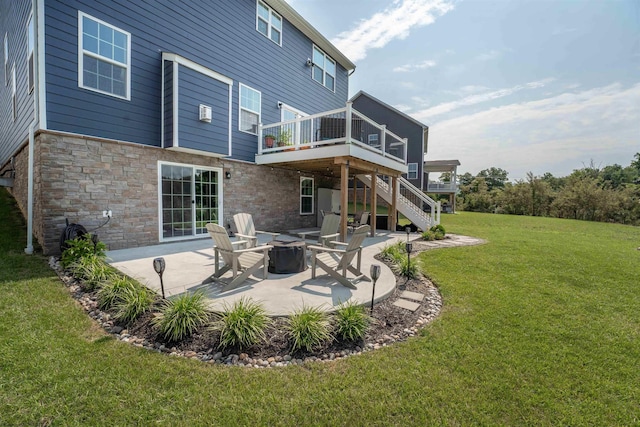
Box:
(103, 210), (112, 218)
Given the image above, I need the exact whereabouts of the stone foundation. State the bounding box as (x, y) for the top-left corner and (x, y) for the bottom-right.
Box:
(3, 131), (323, 255)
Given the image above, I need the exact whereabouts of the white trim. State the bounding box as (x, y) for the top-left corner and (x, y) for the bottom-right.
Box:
(161, 53), (234, 152)
(26, 12), (34, 94)
(239, 83), (261, 135)
(162, 52), (233, 85)
(300, 176), (314, 215)
(4, 33), (8, 86)
(11, 63), (16, 121)
(256, 0), (282, 46)
(157, 161), (224, 243)
(78, 11), (131, 100)
(279, 102), (307, 121)
(166, 146), (227, 158)
(36, 0), (46, 129)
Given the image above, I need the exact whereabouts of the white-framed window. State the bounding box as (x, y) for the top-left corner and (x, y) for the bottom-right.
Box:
(300, 176), (314, 215)
(11, 63), (16, 121)
(4, 33), (8, 86)
(26, 13), (34, 94)
(78, 12), (131, 99)
(256, 0), (282, 45)
(239, 83), (261, 135)
(407, 163), (418, 180)
(311, 45), (335, 91)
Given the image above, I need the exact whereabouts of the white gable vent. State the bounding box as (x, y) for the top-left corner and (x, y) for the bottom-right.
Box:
(199, 104), (212, 123)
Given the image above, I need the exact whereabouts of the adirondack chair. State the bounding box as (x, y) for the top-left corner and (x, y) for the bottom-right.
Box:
(348, 211), (369, 233)
(205, 223), (270, 292)
(297, 213), (340, 247)
(233, 213), (280, 248)
(308, 225), (371, 289)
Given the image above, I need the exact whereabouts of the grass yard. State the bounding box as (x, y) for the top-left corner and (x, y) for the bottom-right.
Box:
(0, 188), (638, 426)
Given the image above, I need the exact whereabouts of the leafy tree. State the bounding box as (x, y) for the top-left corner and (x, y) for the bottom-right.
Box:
(477, 167), (509, 191)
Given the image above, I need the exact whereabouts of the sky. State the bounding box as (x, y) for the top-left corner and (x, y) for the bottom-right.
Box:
(285, 0), (640, 181)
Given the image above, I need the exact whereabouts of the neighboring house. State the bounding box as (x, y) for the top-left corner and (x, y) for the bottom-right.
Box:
(351, 91), (428, 190)
(0, 0), (433, 255)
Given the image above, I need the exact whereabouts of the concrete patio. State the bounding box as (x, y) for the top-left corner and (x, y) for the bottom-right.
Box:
(107, 230), (409, 316)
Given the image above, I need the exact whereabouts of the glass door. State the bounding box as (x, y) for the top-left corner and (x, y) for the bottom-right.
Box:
(160, 163), (221, 240)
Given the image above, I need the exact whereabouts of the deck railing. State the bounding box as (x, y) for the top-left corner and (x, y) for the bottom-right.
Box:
(258, 102), (407, 164)
(426, 182), (458, 192)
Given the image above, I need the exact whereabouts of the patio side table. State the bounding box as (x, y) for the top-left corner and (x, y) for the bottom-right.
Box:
(268, 240), (307, 274)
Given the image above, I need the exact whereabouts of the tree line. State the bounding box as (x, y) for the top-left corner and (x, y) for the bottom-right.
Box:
(444, 153), (640, 225)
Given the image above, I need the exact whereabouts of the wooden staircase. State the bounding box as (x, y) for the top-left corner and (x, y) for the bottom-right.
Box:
(356, 175), (440, 232)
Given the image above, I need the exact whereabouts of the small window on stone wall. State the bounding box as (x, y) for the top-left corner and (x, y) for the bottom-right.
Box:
(300, 177), (314, 215)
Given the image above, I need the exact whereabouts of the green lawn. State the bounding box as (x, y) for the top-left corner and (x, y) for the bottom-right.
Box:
(1, 188), (638, 426)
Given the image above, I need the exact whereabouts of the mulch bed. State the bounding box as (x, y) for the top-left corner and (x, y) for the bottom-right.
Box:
(52, 244), (443, 366)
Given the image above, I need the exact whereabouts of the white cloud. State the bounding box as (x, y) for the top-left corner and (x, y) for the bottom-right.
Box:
(414, 78), (555, 119)
(332, 0), (455, 62)
(427, 83), (640, 179)
(475, 50), (501, 61)
(393, 59), (437, 72)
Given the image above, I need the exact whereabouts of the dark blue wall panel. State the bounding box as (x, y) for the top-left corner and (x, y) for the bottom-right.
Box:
(352, 94), (426, 188)
(44, 0), (349, 162)
(0, 0), (35, 165)
(176, 64), (229, 155)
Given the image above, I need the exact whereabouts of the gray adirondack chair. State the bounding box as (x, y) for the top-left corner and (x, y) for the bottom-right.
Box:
(297, 213), (340, 247)
(308, 225), (371, 289)
(348, 211), (369, 233)
(206, 223), (270, 292)
(233, 213), (280, 247)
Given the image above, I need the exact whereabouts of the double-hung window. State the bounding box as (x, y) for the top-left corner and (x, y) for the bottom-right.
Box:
(300, 177), (314, 215)
(312, 45), (335, 91)
(78, 12), (130, 99)
(27, 14), (34, 93)
(256, 1), (282, 45)
(407, 163), (418, 180)
(239, 83), (261, 134)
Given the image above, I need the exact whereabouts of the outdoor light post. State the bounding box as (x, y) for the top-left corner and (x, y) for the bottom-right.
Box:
(153, 257), (166, 299)
(405, 227), (413, 272)
(370, 264), (381, 314)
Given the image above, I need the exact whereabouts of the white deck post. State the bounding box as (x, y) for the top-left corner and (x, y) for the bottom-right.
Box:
(380, 124), (386, 157)
(257, 122), (263, 155)
(345, 101), (352, 143)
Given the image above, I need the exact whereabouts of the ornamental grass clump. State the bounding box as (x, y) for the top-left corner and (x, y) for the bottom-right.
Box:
(153, 292), (210, 342)
(69, 255), (117, 291)
(286, 305), (333, 352)
(113, 283), (156, 324)
(214, 297), (271, 350)
(393, 256), (420, 280)
(334, 301), (370, 342)
(380, 241), (405, 264)
(97, 276), (138, 310)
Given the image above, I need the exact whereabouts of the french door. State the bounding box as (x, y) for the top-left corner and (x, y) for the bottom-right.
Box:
(159, 162), (222, 240)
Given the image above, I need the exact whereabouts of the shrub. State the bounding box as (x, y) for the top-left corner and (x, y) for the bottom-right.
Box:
(113, 283), (156, 324)
(334, 301), (370, 342)
(430, 224), (446, 235)
(214, 297), (271, 350)
(286, 305), (333, 352)
(153, 292), (210, 342)
(97, 276), (137, 310)
(60, 234), (106, 269)
(421, 230), (436, 241)
(393, 256), (420, 279)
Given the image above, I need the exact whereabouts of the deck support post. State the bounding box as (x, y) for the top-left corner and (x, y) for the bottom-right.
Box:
(340, 162), (349, 241)
(370, 171), (377, 237)
(390, 175), (398, 231)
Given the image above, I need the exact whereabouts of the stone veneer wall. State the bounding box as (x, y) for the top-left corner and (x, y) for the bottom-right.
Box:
(5, 131), (320, 255)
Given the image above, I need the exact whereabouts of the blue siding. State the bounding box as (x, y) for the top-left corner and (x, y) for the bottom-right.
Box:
(44, 0), (349, 162)
(352, 94), (426, 188)
(176, 64), (229, 155)
(0, 0), (35, 166)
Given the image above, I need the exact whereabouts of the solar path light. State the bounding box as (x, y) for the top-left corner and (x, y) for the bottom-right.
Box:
(153, 257), (166, 299)
(370, 264), (381, 314)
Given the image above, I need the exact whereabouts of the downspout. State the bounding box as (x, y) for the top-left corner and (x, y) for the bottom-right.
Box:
(25, 0), (41, 254)
(24, 125), (34, 254)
